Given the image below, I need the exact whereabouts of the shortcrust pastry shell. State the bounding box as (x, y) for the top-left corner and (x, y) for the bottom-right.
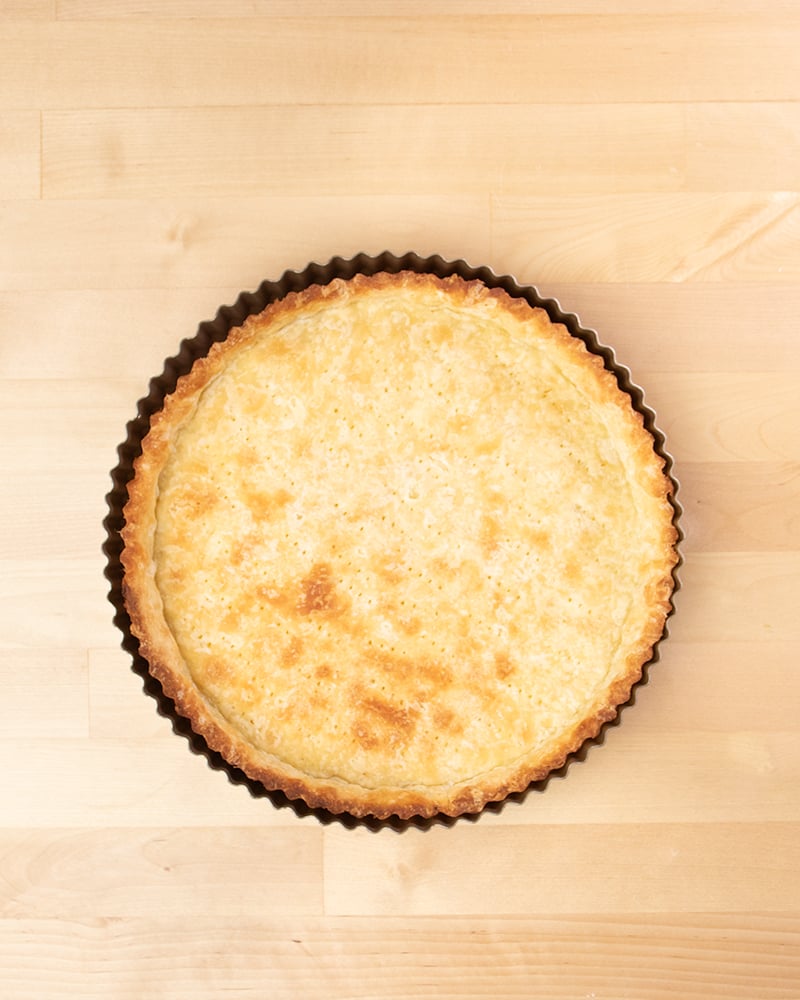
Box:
(117, 261), (679, 820)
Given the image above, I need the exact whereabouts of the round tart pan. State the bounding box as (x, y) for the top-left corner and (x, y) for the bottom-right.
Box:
(104, 251), (682, 826)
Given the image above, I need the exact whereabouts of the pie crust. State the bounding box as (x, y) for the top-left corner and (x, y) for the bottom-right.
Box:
(120, 270), (678, 819)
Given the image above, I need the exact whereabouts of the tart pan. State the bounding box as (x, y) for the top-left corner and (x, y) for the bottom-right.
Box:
(104, 251), (682, 826)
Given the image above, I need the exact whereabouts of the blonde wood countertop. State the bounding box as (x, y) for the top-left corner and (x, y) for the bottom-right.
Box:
(1, 2), (799, 997)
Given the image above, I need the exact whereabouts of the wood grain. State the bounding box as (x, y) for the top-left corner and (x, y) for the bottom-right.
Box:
(2, 194), (799, 293)
(644, 373), (799, 462)
(41, 104), (687, 199)
(3, 16), (800, 109)
(55, 0), (800, 16)
(677, 462), (800, 551)
(0, 650), (89, 739)
(0, 196), (492, 292)
(0, 828), (324, 918)
(0, 0), (52, 17)
(0, 914), (796, 1000)
(0, 111), (40, 199)
(323, 823), (800, 915)
(493, 192), (800, 283)
(1, 3), (799, 997)
(40, 103), (800, 199)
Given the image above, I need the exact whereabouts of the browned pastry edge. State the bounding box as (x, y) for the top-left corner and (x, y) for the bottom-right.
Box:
(120, 270), (678, 820)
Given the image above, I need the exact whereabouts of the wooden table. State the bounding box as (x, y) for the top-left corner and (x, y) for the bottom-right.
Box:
(2, 2), (799, 996)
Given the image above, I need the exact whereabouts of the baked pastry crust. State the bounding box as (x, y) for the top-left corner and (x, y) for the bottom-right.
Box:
(121, 270), (678, 819)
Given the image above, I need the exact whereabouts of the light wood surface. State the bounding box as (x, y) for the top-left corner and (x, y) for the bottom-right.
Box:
(1, 3), (799, 997)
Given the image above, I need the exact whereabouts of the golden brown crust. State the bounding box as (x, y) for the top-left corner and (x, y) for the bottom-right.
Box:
(121, 270), (678, 820)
